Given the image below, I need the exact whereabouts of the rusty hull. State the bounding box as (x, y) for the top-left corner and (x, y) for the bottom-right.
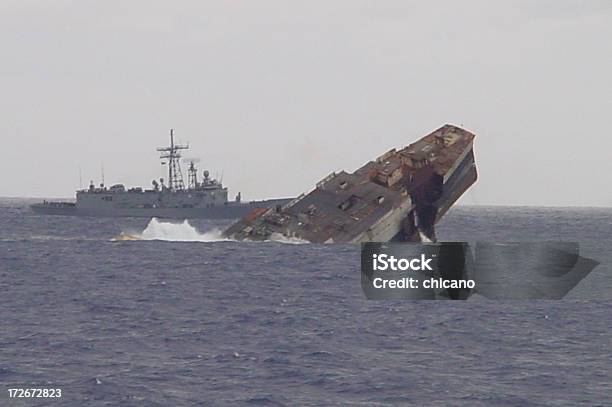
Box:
(224, 124), (477, 243)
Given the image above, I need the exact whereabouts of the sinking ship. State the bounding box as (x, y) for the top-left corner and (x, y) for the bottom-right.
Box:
(224, 124), (477, 243)
(31, 130), (291, 219)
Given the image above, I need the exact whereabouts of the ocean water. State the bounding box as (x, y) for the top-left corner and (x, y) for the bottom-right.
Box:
(1, 198), (611, 406)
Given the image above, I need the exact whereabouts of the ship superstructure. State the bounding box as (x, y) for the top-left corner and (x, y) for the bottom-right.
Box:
(31, 130), (290, 219)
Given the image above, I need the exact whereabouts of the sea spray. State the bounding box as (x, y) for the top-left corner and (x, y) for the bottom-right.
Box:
(139, 218), (226, 242)
(114, 218), (309, 244)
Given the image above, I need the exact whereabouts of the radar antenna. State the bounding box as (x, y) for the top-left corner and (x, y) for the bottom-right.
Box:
(187, 160), (198, 189)
(157, 129), (189, 191)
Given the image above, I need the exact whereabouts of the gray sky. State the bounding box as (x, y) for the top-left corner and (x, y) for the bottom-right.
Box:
(1, 0), (611, 206)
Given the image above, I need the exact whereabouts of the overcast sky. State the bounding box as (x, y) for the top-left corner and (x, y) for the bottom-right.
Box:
(1, 1), (610, 206)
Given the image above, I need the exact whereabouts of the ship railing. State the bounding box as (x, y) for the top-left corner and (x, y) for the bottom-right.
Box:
(283, 193), (306, 209)
(316, 172), (336, 190)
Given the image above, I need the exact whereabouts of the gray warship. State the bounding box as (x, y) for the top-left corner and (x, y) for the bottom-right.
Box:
(224, 124), (477, 243)
(31, 130), (291, 219)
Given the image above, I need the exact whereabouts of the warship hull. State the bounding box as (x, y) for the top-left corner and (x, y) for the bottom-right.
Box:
(31, 198), (292, 219)
(224, 124), (477, 243)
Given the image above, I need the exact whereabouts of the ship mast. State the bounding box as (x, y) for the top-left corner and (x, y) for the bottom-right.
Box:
(187, 161), (198, 189)
(157, 129), (189, 191)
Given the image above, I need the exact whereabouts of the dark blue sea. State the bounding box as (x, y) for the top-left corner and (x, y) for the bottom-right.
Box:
(1, 198), (611, 406)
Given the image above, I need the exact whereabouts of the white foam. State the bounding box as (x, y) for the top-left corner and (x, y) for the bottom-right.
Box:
(267, 233), (308, 244)
(137, 218), (227, 242)
(418, 231), (434, 243)
(114, 218), (310, 244)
